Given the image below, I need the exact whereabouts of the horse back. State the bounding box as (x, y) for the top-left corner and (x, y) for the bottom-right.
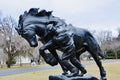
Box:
(73, 28), (100, 51)
(73, 28), (89, 49)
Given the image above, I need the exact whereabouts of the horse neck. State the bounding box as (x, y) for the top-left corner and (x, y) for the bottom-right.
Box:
(24, 15), (52, 40)
(35, 25), (48, 38)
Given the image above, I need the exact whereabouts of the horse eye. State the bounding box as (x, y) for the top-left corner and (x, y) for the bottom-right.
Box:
(21, 30), (35, 38)
(22, 33), (29, 38)
(21, 34), (26, 38)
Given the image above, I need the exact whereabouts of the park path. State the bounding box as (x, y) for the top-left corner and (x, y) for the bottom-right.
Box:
(0, 65), (60, 76)
(0, 59), (120, 76)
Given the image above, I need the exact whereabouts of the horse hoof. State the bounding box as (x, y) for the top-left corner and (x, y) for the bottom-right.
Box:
(78, 74), (84, 77)
(82, 69), (87, 75)
(100, 77), (107, 80)
(62, 72), (68, 75)
(66, 73), (78, 77)
(66, 70), (78, 77)
(77, 69), (87, 77)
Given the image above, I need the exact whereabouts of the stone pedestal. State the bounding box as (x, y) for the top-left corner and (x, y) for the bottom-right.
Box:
(49, 75), (99, 80)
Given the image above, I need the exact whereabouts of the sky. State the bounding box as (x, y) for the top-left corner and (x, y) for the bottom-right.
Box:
(0, 0), (120, 36)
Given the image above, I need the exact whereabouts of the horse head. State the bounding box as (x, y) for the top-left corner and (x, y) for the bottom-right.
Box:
(16, 8), (53, 47)
(15, 8), (40, 47)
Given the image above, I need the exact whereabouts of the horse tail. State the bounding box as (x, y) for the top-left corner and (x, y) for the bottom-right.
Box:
(85, 31), (106, 58)
(98, 49), (107, 58)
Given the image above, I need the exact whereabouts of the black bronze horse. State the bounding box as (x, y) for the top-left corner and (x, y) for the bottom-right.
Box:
(15, 8), (106, 80)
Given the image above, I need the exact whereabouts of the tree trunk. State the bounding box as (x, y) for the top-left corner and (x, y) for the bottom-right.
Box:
(7, 60), (11, 68)
(115, 52), (118, 59)
(114, 49), (118, 59)
(19, 56), (22, 67)
(0, 62), (3, 68)
(7, 54), (12, 68)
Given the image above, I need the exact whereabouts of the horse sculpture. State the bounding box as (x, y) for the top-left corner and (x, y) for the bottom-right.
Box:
(15, 8), (106, 80)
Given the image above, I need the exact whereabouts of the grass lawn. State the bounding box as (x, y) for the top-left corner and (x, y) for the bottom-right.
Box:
(0, 63), (48, 70)
(0, 61), (120, 80)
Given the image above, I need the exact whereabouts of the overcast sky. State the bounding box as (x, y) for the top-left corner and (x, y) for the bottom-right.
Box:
(0, 0), (120, 36)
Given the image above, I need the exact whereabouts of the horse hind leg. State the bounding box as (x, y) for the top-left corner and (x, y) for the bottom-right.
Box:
(70, 57), (87, 76)
(61, 59), (79, 77)
(49, 49), (68, 75)
(97, 46), (107, 59)
(88, 50), (106, 80)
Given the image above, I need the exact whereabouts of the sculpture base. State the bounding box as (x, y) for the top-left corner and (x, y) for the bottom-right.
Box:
(49, 75), (99, 80)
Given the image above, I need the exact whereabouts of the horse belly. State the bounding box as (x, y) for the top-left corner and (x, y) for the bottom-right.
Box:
(73, 35), (85, 51)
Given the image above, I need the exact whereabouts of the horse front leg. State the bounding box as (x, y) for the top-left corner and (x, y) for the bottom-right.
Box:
(88, 50), (106, 80)
(49, 49), (68, 75)
(39, 40), (55, 64)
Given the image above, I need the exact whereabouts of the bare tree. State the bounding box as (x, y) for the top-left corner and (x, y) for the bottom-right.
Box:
(92, 30), (112, 46)
(100, 29), (120, 59)
(13, 35), (35, 66)
(0, 16), (34, 68)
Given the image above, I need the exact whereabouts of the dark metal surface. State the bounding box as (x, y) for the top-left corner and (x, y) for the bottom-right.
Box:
(15, 8), (106, 80)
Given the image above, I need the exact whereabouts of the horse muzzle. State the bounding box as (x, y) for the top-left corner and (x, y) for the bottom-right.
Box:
(29, 41), (38, 47)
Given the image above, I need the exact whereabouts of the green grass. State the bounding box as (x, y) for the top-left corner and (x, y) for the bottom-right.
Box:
(0, 62), (120, 80)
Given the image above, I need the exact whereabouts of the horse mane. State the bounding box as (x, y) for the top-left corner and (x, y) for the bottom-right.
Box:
(18, 11), (28, 30)
(17, 8), (53, 33)
(36, 9), (53, 17)
(19, 8), (52, 26)
(20, 8), (38, 22)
